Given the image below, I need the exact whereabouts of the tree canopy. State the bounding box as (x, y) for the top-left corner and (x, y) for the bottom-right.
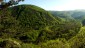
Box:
(0, 0), (24, 9)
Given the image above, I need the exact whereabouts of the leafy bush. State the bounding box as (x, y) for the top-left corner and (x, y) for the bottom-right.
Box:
(39, 39), (70, 48)
(0, 39), (21, 48)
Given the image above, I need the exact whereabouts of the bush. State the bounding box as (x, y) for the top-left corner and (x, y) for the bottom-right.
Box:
(39, 39), (70, 48)
(0, 39), (21, 48)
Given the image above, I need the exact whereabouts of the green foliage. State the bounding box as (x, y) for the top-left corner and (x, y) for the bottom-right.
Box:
(50, 21), (81, 40)
(82, 19), (85, 26)
(21, 43), (40, 48)
(49, 10), (85, 24)
(68, 27), (85, 48)
(17, 30), (40, 43)
(0, 5), (83, 48)
(0, 5), (60, 43)
(0, 39), (21, 48)
(49, 11), (74, 21)
(39, 39), (69, 48)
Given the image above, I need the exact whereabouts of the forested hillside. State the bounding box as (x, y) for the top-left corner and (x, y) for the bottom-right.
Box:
(0, 5), (84, 48)
(49, 10), (85, 23)
(49, 11), (74, 21)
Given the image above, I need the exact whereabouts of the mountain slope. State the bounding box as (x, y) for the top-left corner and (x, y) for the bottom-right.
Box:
(49, 10), (85, 22)
(49, 11), (75, 21)
(0, 5), (81, 48)
(0, 5), (61, 43)
(68, 27), (85, 48)
(10, 5), (59, 29)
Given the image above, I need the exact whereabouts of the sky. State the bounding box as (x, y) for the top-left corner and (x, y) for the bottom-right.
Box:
(6, 0), (85, 11)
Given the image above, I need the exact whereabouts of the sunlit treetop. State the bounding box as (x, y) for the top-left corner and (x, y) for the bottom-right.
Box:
(0, 0), (24, 9)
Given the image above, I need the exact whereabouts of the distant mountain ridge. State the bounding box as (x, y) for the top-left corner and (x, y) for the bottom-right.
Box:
(49, 10), (85, 22)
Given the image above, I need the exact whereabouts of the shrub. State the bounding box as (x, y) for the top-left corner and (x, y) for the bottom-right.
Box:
(0, 39), (21, 48)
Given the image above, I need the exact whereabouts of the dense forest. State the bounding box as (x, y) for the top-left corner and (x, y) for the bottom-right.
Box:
(0, 5), (85, 48)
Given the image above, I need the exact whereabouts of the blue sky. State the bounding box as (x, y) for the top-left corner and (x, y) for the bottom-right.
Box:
(19, 0), (69, 11)
(6, 0), (85, 11)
